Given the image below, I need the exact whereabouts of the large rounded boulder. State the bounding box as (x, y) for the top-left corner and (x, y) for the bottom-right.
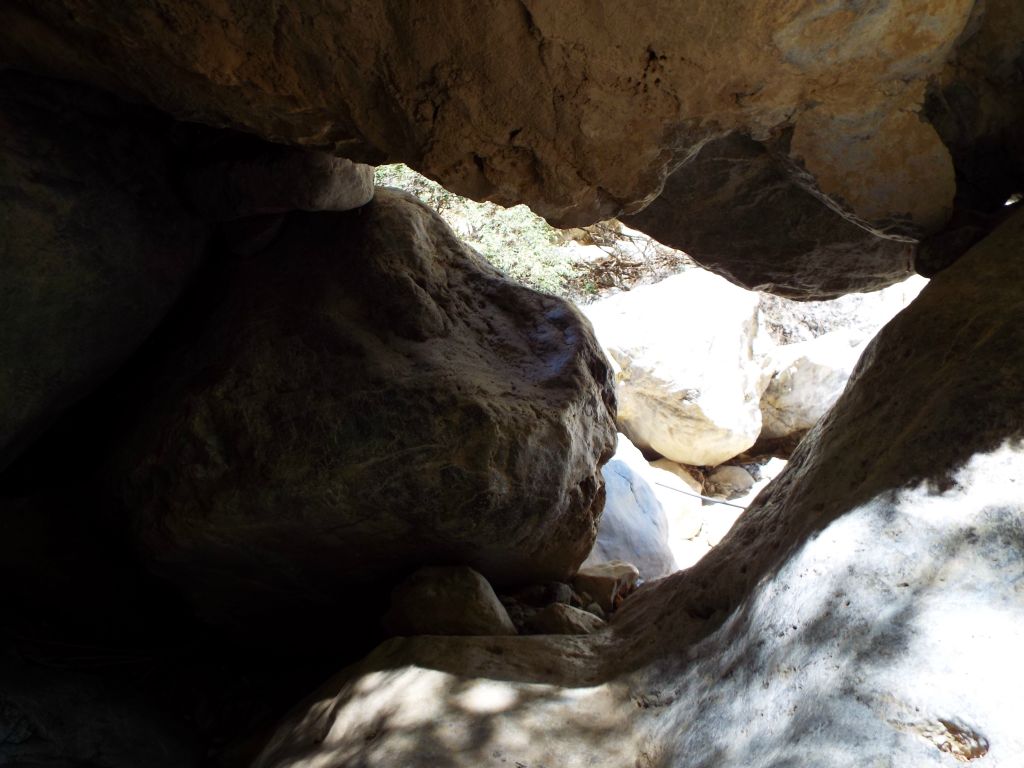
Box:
(584, 270), (766, 467)
(110, 188), (616, 626)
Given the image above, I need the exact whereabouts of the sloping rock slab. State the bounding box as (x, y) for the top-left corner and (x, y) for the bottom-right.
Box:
(0, 70), (207, 469)
(253, 210), (1024, 767)
(2, 1), (970, 229)
(110, 188), (616, 627)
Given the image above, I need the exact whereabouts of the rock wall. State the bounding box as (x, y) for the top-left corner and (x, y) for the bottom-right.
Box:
(2, 1), (1024, 764)
(5, 2), (1015, 266)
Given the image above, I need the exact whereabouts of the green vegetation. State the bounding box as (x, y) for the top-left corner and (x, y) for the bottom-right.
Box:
(374, 164), (580, 295)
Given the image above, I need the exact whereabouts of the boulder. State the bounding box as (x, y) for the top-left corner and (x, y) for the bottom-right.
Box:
(582, 435), (677, 579)
(527, 603), (606, 636)
(0, 70), (207, 469)
(704, 465), (756, 501)
(760, 329), (868, 440)
(109, 188), (617, 627)
(182, 139), (375, 220)
(252, 209), (1024, 768)
(571, 561), (640, 613)
(623, 132), (915, 299)
(384, 567), (516, 637)
(2, 1), (973, 233)
(584, 270), (766, 466)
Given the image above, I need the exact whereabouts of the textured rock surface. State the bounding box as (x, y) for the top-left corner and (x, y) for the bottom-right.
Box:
(1, 0), (976, 232)
(384, 567), (517, 637)
(528, 603), (606, 636)
(110, 188), (616, 627)
(182, 139), (375, 220)
(583, 435), (676, 580)
(0, 70), (207, 469)
(572, 561), (640, 613)
(585, 270), (766, 466)
(623, 132), (916, 299)
(253, 210), (1024, 768)
(760, 329), (867, 440)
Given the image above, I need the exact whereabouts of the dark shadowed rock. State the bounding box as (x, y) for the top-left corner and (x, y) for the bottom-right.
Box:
(0, 652), (198, 767)
(384, 566), (517, 637)
(110, 188), (616, 628)
(182, 141), (374, 220)
(623, 133), (915, 299)
(0, 71), (208, 469)
(253, 209), (1024, 768)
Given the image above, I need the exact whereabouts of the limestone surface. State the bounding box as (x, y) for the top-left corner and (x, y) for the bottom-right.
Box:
(760, 329), (868, 440)
(583, 435), (677, 580)
(109, 189), (617, 627)
(584, 270), (767, 467)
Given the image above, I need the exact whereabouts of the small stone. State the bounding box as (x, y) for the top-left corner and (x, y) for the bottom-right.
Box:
(527, 603), (607, 635)
(572, 561), (640, 613)
(384, 566), (517, 637)
(705, 465), (756, 500)
(584, 603), (606, 621)
(499, 599), (538, 634)
(507, 584), (550, 607)
(546, 582), (575, 605)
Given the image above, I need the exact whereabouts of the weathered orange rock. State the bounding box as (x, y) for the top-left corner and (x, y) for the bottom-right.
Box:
(1, 0), (976, 231)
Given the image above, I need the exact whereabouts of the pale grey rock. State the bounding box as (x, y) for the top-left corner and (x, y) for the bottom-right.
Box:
(760, 329), (868, 440)
(253, 209), (1024, 768)
(384, 567), (516, 637)
(584, 270), (766, 467)
(583, 435), (677, 579)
